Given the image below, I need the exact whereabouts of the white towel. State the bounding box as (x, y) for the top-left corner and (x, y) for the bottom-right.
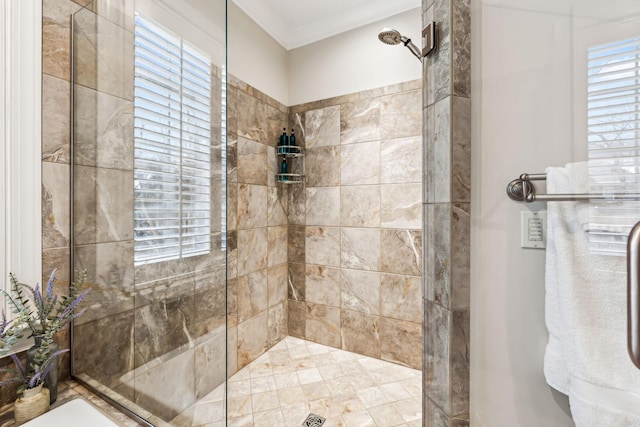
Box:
(544, 162), (640, 426)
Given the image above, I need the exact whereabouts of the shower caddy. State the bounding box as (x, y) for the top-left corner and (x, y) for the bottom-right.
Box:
(276, 135), (304, 184)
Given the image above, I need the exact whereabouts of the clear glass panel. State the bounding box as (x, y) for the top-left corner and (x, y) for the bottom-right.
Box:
(71, 1), (227, 425)
(473, 1), (640, 425)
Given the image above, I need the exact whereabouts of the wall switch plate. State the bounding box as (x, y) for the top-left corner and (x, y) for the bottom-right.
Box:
(521, 210), (546, 249)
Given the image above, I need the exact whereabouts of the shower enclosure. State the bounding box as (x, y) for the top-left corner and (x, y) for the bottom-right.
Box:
(70, 1), (227, 425)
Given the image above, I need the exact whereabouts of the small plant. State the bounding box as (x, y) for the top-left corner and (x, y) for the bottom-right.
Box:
(0, 269), (89, 394)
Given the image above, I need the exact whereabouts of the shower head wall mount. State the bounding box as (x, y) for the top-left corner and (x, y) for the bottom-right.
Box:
(377, 22), (438, 62)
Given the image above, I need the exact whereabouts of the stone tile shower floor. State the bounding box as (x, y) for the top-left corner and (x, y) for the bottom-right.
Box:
(171, 336), (422, 427)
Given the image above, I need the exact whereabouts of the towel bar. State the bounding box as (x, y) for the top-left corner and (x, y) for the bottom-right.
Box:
(506, 173), (640, 202)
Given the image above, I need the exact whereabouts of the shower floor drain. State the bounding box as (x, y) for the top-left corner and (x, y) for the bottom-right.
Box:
(302, 413), (326, 427)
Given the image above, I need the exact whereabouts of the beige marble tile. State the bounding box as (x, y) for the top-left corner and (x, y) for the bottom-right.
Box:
(340, 310), (381, 359)
(227, 183), (238, 231)
(237, 137), (268, 185)
(43, 75), (71, 163)
(381, 136), (422, 184)
(268, 302), (287, 347)
(306, 226), (341, 267)
(267, 226), (287, 267)
(305, 265), (341, 307)
(341, 141), (380, 185)
(380, 229), (422, 276)
(380, 90), (423, 140)
(43, 162), (71, 249)
(267, 186), (288, 226)
(379, 317), (422, 369)
(237, 228), (268, 275)
(380, 273), (422, 323)
(306, 303), (341, 348)
(237, 184), (268, 230)
(195, 330), (227, 399)
(288, 262), (305, 302)
(237, 270), (268, 323)
(341, 269), (380, 315)
(237, 311), (269, 369)
(340, 98), (380, 145)
(288, 300), (306, 338)
(341, 228), (380, 271)
(44, 0), (83, 81)
(267, 264), (288, 307)
(305, 105), (340, 148)
(236, 90), (268, 143)
(340, 185), (380, 228)
(306, 146), (341, 187)
(381, 183), (422, 229)
(306, 187), (340, 226)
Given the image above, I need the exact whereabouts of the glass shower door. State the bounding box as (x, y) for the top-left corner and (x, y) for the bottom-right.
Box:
(71, 1), (227, 425)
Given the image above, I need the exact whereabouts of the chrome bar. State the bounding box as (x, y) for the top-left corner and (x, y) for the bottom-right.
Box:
(627, 221), (640, 369)
(506, 172), (640, 203)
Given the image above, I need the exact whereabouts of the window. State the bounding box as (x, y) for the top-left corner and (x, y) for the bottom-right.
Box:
(133, 14), (212, 266)
(587, 36), (640, 255)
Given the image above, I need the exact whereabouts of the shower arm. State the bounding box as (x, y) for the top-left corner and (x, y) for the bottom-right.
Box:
(400, 36), (422, 60)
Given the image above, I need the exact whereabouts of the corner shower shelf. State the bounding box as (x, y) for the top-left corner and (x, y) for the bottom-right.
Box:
(277, 145), (304, 184)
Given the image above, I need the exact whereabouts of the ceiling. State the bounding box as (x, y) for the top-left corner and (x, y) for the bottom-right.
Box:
(231, 0), (421, 50)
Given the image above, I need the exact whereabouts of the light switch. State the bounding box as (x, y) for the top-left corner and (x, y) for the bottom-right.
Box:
(521, 210), (546, 249)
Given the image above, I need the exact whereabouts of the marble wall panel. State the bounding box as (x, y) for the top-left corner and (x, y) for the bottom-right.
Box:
(43, 162), (71, 249)
(227, 183), (238, 231)
(341, 141), (380, 185)
(93, 0), (134, 32)
(340, 310), (381, 359)
(73, 310), (135, 389)
(379, 317), (422, 369)
(380, 90), (422, 140)
(288, 225), (305, 264)
(340, 185), (380, 228)
(306, 303), (340, 348)
(267, 263), (288, 307)
(195, 330), (226, 399)
(305, 187), (340, 226)
(267, 186), (288, 226)
(341, 269), (380, 315)
(267, 105), (288, 148)
(289, 111), (306, 149)
(305, 265), (340, 307)
(340, 227), (380, 271)
(92, 15), (134, 100)
(267, 146), (277, 187)
(340, 98), (380, 145)
(237, 137), (268, 185)
(74, 240), (134, 324)
(268, 301), (287, 347)
(426, 0), (451, 105)
(193, 281), (226, 339)
(288, 300), (306, 339)
(237, 227), (268, 275)
(381, 273), (423, 323)
(44, 0), (84, 81)
(43, 75), (71, 163)
(452, 0), (471, 99)
(236, 90), (268, 143)
(237, 311), (269, 369)
(227, 326), (238, 378)
(267, 226), (288, 267)
(305, 226), (341, 267)
(305, 105), (340, 149)
(237, 269), (268, 323)
(431, 97), (452, 203)
(74, 165), (133, 244)
(288, 262), (305, 302)
(133, 348), (196, 421)
(381, 183), (422, 229)
(381, 136), (422, 184)
(452, 97), (471, 203)
(227, 131), (238, 183)
(237, 184), (268, 230)
(287, 180), (306, 225)
(133, 294), (195, 368)
(380, 229), (423, 276)
(305, 147), (341, 187)
(227, 277), (238, 328)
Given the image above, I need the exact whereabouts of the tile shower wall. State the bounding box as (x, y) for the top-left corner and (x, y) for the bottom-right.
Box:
(287, 80), (424, 370)
(226, 75), (290, 376)
(422, 0), (471, 425)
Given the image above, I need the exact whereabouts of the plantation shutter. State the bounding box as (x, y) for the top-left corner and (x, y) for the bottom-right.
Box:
(133, 14), (212, 266)
(587, 36), (640, 255)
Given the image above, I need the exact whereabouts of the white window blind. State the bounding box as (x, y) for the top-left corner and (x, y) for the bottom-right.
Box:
(587, 37), (640, 255)
(133, 14), (212, 266)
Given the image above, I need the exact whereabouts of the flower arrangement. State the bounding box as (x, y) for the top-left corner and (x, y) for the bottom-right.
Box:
(0, 269), (89, 394)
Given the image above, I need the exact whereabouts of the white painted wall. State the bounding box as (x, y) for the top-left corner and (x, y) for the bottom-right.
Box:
(228, 2), (289, 105)
(287, 8), (422, 106)
(471, 0), (640, 425)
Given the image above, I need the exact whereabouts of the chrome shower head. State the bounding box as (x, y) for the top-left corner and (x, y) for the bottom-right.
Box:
(377, 28), (422, 61)
(378, 28), (403, 45)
